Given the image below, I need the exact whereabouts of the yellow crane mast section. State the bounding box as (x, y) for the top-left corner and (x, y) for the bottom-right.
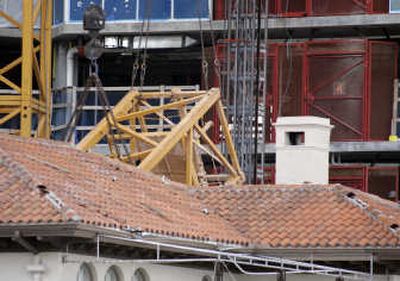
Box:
(77, 88), (245, 186)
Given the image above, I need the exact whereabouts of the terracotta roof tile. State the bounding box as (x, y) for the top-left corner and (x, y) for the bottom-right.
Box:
(1, 134), (400, 249)
(193, 184), (400, 248)
(0, 134), (246, 245)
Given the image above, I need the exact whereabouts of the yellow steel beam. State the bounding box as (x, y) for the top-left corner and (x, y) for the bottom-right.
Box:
(32, 54), (45, 95)
(136, 90), (206, 99)
(186, 129), (194, 186)
(0, 101), (22, 107)
(121, 149), (153, 161)
(0, 1), (51, 138)
(139, 89), (220, 172)
(0, 108), (19, 114)
(0, 10), (40, 41)
(0, 75), (22, 93)
(129, 103), (138, 154)
(0, 10), (21, 29)
(33, 0), (43, 24)
(0, 109), (20, 126)
(194, 124), (238, 179)
(216, 100), (244, 180)
(43, 0), (53, 138)
(20, 0), (34, 137)
(37, 0), (52, 138)
(116, 95), (204, 122)
(139, 100), (176, 126)
(0, 47), (40, 76)
(114, 123), (158, 147)
(77, 91), (139, 150)
(0, 96), (22, 101)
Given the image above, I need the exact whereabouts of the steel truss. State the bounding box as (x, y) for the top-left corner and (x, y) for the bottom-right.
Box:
(0, 0), (52, 138)
(77, 87), (244, 186)
(221, 0), (269, 183)
(63, 234), (371, 280)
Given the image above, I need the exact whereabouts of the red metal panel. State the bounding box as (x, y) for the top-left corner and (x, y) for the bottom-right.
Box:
(311, 0), (368, 15)
(265, 43), (279, 143)
(368, 41), (398, 140)
(263, 166), (276, 184)
(306, 40), (367, 141)
(261, 164), (399, 202)
(213, 39), (397, 143)
(277, 0), (307, 17)
(305, 39), (396, 142)
(330, 165), (367, 191)
(214, 0), (225, 20)
(370, 0), (389, 13)
(276, 0), (388, 17)
(267, 42), (306, 142)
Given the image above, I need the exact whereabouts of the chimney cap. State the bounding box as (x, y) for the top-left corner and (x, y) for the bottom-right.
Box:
(274, 116), (333, 128)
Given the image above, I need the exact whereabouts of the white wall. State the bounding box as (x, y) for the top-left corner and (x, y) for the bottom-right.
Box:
(0, 252), (398, 281)
(0, 252), (214, 281)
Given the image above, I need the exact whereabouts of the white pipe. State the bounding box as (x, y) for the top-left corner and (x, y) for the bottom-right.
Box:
(66, 47), (78, 143)
(66, 47), (78, 88)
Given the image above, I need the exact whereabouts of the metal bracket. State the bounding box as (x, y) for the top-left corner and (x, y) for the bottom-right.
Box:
(12, 231), (38, 254)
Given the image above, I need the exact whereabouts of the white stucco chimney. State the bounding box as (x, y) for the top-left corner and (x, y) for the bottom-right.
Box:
(274, 116), (333, 185)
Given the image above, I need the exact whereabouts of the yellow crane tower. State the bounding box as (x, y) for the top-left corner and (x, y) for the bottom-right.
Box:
(0, 0), (53, 138)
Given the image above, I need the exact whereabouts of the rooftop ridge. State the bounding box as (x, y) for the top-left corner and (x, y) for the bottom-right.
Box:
(338, 186), (400, 240)
(0, 145), (37, 188)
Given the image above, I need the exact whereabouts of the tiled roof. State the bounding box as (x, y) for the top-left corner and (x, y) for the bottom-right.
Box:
(0, 134), (246, 245)
(193, 185), (400, 248)
(1, 134), (400, 249)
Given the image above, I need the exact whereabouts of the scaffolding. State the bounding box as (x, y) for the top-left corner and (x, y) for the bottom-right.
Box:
(221, 0), (269, 182)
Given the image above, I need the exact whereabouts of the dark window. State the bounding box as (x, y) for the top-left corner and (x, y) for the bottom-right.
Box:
(286, 132), (305, 145)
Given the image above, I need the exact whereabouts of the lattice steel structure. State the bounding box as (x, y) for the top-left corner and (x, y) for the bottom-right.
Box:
(0, 0), (52, 138)
(221, 0), (269, 182)
(77, 87), (245, 187)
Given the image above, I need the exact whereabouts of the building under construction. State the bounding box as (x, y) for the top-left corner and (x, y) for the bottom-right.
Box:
(2, 1), (400, 280)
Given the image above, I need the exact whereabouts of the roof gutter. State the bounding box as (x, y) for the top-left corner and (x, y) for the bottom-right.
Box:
(1, 223), (400, 262)
(0, 223), (241, 252)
